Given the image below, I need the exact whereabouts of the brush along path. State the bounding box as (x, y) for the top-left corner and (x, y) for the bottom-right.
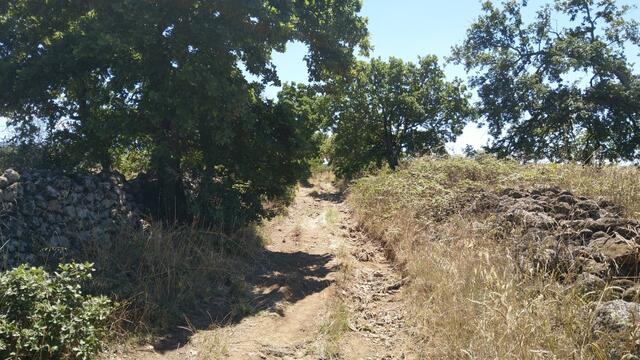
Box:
(132, 178), (412, 359)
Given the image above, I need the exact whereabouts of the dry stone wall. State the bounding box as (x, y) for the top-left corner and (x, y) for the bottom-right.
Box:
(478, 186), (640, 356)
(0, 168), (143, 269)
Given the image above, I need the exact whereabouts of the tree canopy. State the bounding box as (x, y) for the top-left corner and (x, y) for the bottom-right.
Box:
(329, 57), (475, 178)
(3, 0), (640, 229)
(0, 0), (368, 226)
(452, 0), (640, 163)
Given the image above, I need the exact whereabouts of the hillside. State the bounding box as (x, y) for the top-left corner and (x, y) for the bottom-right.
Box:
(349, 156), (640, 358)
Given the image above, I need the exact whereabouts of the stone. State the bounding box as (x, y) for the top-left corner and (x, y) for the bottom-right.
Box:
(593, 300), (640, 333)
(592, 300), (640, 357)
(20, 200), (36, 216)
(623, 285), (640, 302)
(611, 279), (636, 290)
(592, 217), (637, 231)
(45, 185), (60, 200)
(0, 168), (142, 270)
(506, 208), (555, 229)
(0, 176), (9, 189)
(588, 236), (640, 277)
(581, 258), (610, 276)
(63, 206), (77, 218)
(591, 231), (609, 240)
(59, 189), (70, 199)
(48, 235), (70, 248)
(577, 200), (600, 212)
(577, 228), (593, 240)
(614, 227), (638, 240)
(85, 193), (95, 203)
(46, 199), (61, 213)
(3, 169), (20, 184)
(557, 194), (577, 205)
(588, 236), (639, 263)
(553, 202), (572, 215)
(2, 183), (21, 202)
(574, 272), (606, 293)
(101, 198), (115, 209)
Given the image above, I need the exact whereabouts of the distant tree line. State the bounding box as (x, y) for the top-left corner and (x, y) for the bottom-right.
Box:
(293, 0), (640, 179)
(326, 57), (475, 178)
(1, 0), (639, 227)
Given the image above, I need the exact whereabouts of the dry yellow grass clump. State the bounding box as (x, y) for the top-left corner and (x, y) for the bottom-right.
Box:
(348, 156), (640, 359)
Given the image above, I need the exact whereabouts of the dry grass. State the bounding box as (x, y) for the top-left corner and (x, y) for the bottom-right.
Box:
(316, 301), (350, 359)
(80, 222), (265, 338)
(197, 328), (229, 360)
(315, 243), (354, 358)
(349, 156), (640, 359)
(324, 208), (342, 227)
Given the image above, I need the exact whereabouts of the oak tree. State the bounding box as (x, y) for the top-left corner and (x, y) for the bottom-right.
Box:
(452, 0), (640, 162)
(330, 57), (474, 178)
(0, 0), (368, 225)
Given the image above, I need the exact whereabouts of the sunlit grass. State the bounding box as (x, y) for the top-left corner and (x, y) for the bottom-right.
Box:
(349, 155), (640, 358)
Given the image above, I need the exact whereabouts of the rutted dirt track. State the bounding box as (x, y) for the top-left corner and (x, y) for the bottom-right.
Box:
(131, 178), (412, 359)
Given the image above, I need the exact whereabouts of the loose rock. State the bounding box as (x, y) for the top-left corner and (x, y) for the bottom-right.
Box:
(480, 186), (640, 299)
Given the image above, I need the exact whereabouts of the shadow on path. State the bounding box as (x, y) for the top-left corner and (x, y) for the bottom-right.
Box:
(309, 189), (345, 204)
(152, 249), (335, 352)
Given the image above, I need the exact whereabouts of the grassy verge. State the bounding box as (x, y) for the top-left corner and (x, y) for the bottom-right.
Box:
(79, 222), (265, 341)
(315, 244), (354, 359)
(349, 156), (640, 358)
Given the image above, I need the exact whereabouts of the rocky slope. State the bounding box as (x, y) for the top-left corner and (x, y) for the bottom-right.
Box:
(481, 186), (640, 355)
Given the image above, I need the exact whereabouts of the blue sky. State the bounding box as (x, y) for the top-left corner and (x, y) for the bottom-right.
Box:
(265, 0), (640, 153)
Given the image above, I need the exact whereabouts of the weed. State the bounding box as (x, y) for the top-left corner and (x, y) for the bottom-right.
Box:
(197, 329), (229, 360)
(324, 208), (342, 227)
(316, 302), (350, 359)
(78, 222), (264, 338)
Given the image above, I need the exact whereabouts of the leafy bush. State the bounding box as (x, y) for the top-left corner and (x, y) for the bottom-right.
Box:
(0, 263), (112, 360)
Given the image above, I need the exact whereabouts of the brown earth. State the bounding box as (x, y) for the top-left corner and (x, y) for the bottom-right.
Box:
(109, 176), (413, 359)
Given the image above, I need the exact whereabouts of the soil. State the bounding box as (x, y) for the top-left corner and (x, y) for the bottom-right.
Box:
(111, 177), (413, 359)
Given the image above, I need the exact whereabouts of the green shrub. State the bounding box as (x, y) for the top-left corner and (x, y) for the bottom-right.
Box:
(0, 263), (112, 360)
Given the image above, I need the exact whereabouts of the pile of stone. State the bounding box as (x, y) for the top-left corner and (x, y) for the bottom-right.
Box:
(0, 168), (143, 269)
(489, 187), (639, 282)
(480, 186), (640, 355)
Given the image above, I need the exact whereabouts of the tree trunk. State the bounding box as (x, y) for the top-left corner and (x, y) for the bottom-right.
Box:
(387, 151), (398, 170)
(382, 129), (399, 170)
(196, 114), (217, 225)
(151, 118), (189, 223)
(146, 34), (189, 223)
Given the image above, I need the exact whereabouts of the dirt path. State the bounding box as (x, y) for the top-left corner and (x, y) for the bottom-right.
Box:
(128, 177), (412, 359)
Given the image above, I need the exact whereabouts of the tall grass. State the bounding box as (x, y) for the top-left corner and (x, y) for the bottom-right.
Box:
(79, 222), (265, 337)
(349, 156), (640, 358)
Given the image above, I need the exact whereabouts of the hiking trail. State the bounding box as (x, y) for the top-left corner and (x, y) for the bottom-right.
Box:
(120, 176), (413, 359)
